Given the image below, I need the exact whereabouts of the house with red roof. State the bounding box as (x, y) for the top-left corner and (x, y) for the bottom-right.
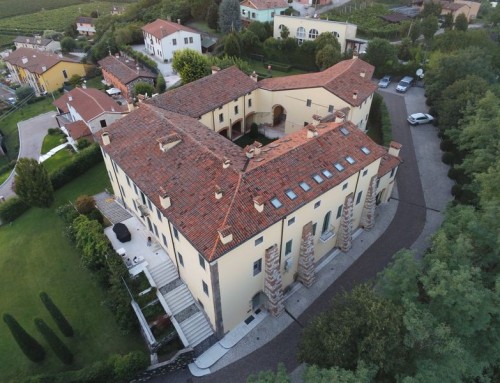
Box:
(240, 0), (289, 24)
(76, 16), (96, 36)
(99, 54), (157, 101)
(142, 19), (202, 63)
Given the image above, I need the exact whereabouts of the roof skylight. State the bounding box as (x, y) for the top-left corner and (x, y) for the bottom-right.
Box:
(285, 189), (297, 200)
(299, 181), (311, 191)
(361, 146), (371, 155)
(312, 174), (324, 184)
(334, 163), (345, 172)
(340, 127), (349, 136)
(346, 156), (356, 164)
(322, 169), (333, 178)
(270, 197), (283, 208)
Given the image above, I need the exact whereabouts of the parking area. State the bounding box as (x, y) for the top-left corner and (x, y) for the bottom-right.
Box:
(0, 83), (16, 106)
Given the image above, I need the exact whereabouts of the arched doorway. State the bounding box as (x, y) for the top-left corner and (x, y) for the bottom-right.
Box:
(231, 119), (243, 140)
(218, 127), (230, 139)
(245, 112), (256, 133)
(272, 105), (286, 126)
(252, 291), (266, 312)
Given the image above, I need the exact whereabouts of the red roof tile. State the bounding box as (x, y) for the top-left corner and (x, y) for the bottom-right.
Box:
(141, 19), (199, 40)
(4, 48), (80, 74)
(98, 55), (156, 85)
(147, 66), (259, 118)
(98, 103), (396, 261)
(65, 120), (93, 141)
(259, 58), (377, 107)
(53, 87), (128, 122)
(240, 0), (288, 10)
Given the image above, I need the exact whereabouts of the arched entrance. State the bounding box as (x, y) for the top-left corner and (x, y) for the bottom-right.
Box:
(252, 291), (266, 312)
(231, 119), (243, 140)
(245, 112), (256, 133)
(218, 127), (229, 139)
(272, 105), (286, 126)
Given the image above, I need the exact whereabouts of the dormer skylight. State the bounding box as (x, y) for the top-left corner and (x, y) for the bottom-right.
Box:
(346, 156), (356, 164)
(334, 163), (345, 172)
(361, 146), (371, 155)
(322, 169), (333, 178)
(340, 127), (349, 136)
(285, 189), (297, 200)
(270, 197), (283, 208)
(299, 181), (311, 191)
(312, 174), (324, 184)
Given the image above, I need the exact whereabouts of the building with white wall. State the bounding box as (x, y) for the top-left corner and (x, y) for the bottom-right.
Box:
(240, 0), (289, 24)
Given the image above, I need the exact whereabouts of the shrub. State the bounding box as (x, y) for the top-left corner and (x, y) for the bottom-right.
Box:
(39, 292), (74, 337)
(55, 203), (79, 226)
(75, 195), (95, 215)
(47, 128), (63, 135)
(34, 318), (73, 365)
(447, 167), (469, 184)
(76, 139), (90, 150)
(0, 159), (16, 175)
(442, 151), (455, 165)
(0, 197), (30, 222)
(3, 313), (45, 363)
(87, 208), (104, 224)
(440, 139), (455, 152)
(109, 351), (149, 381)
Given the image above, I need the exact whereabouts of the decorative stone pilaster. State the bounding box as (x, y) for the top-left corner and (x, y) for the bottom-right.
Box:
(361, 175), (378, 230)
(337, 193), (354, 252)
(264, 244), (284, 317)
(297, 222), (316, 288)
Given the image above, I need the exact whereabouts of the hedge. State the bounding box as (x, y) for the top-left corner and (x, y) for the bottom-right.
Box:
(34, 318), (73, 365)
(3, 313), (45, 363)
(39, 292), (74, 337)
(50, 143), (103, 190)
(0, 197), (30, 223)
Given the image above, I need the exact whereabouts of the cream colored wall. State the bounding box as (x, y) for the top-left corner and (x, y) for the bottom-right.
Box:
(88, 113), (126, 134)
(455, 0), (480, 19)
(376, 165), (398, 203)
(351, 93), (372, 132)
(216, 221), (282, 333)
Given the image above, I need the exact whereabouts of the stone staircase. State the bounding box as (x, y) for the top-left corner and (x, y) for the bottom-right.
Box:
(179, 312), (214, 347)
(148, 262), (178, 288)
(164, 285), (194, 313)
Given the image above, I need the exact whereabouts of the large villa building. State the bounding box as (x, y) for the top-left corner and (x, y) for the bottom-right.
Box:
(97, 58), (401, 342)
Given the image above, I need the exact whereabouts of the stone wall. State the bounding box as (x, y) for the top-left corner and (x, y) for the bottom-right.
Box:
(131, 348), (194, 382)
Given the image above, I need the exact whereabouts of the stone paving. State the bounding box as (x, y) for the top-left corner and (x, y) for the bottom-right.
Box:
(94, 192), (132, 224)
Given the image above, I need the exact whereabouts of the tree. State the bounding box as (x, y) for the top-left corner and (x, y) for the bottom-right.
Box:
(421, 1), (442, 17)
(442, 13), (454, 29)
(240, 29), (260, 54)
(398, 37), (412, 61)
(160, 0), (191, 23)
(68, 74), (82, 88)
(156, 73), (166, 93)
(206, 1), (219, 30)
(247, 363), (290, 383)
(280, 25), (290, 39)
(14, 158), (54, 207)
(15, 85), (35, 101)
(314, 32), (341, 54)
(454, 13), (468, 31)
(248, 21), (270, 42)
(223, 32), (241, 57)
(209, 55), (252, 72)
(73, 214), (110, 272)
(3, 314), (45, 363)
(60, 36), (77, 53)
(400, 20), (421, 43)
(134, 81), (155, 97)
(421, 15), (439, 43)
(218, 0), (241, 33)
(364, 38), (398, 77)
(172, 49), (210, 84)
(190, 0), (207, 20)
(315, 44), (341, 70)
(34, 318), (73, 365)
(303, 363), (377, 383)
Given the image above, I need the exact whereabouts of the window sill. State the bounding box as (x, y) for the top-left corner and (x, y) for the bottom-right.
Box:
(319, 231), (335, 243)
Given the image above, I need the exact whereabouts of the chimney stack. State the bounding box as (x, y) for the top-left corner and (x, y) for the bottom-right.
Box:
(245, 146), (255, 159)
(334, 111), (345, 123)
(352, 91), (358, 100)
(218, 226), (233, 244)
(311, 114), (321, 127)
(388, 141), (402, 157)
(159, 188), (171, 209)
(360, 70), (366, 78)
(250, 71), (258, 82)
(215, 185), (223, 200)
(177, 19), (181, 24)
(307, 126), (318, 138)
(253, 196), (265, 213)
(102, 132), (110, 145)
(253, 141), (263, 156)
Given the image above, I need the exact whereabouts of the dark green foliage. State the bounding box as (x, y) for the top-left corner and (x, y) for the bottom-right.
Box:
(34, 318), (73, 365)
(421, 1), (442, 17)
(134, 81), (154, 97)
(206, 1), (219, 30)
(156, 73), (166, 93)
(39, 292), (74, 337)
(364, 38), (398, 77)
(119, 45), (158, 72)
(454, 13), (468, 32)
(247, 363), (290, 383)
(14, 158), (54, 207)
(247, 21), (271, 42)
(421, 15), (439, 43)
(0, 196), (29, 222)
(442, 13), (454, 29)
(209, 55), (252, 73)
(15, 85), (35, 101)
(50, 143), (103, 190)
(3, 314), (45, 363)
(87, 208), (104, 225)
(172, 49), (210, 84)
(218, 0), (241, 33)
(441, 151), (455, 165)
(76, 139), (90, 151)
(223, 32), (241, 57)
(60, 37), (77, 53)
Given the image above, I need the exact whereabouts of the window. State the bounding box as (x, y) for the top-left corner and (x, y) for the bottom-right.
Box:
(334, 163), (345, 172)
(322, 211), (331, 234)
(390, 168), (396, 178)
(153, 223), (159, 237)
(306, 99), (312, 107)
(271, 11), (275, 17)
(184, 37), (188, 44)
(333, 31), (339, 38)
(100, 119), (107, 128)
(309, 29), (319, 39)
(189, 37), (193, 43)
(299, 181), (311, 191)
(270, 197), (282, 208)
(147, 199), (153, 210)
(336, 205), (343, 219)
(219, 113), (224, 123)
(285, 189), (297, 200)
(285, 240), (292, 255)
(328, 105), (334, 113)
(288, 217), (295, 226)
(242, 9), (246, 15)
(314, 200), (321, 209)
(340, 127), (349, 136)
(178, 252), (184, 266)
(234, 105), (239, 114)
(62, 70), (68, 79)
(120, 185), (126, 197)
(253, 259), (262, 276)
(363, 169), (368, 176)
(296, 27), (306, 39)
(252, 12), (256, 18)
(322, 169), (333, 178)
(312, 223), (317, 235)
(126, 176), (131, 186)
(343, 182), (348, 190)
(361, 146), (371, 155)
(162, 234), (168, 247)
(279, 24), (284, 30)
(173, 227), (179, 240)
(133, 184), (138, 195)
(312, 174), (324, 184)
(255, 236), (263, 246)
(199, 254), (206, 269)
(156, 207), (162, 221)
(202, 281), (209, 296)
(356, 191), (363, 205)
(248, 98), (252, 107)
(132, 199), (137, 211)
(346, 156), (356, 164)
(172, 38), (177, 45)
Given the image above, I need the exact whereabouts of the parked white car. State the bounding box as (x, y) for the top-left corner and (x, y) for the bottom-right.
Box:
(407, 113), (434, 125)
(378, 75), (391, 88)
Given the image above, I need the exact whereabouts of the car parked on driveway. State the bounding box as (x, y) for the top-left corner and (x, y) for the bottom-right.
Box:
(378, 75), (391, 88)
(407, 113), (434, 125)
(396, 76), (414, 93)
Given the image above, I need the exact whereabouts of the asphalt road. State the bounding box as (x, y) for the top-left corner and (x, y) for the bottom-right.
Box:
(149, 93), (427, 383)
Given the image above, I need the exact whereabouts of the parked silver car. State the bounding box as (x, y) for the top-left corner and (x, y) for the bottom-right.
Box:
(407, 113), (434, 125)
(378, 75), (391, 88)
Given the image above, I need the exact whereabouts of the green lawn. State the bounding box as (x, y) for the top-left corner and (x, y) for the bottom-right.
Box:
(0, 163), (144, 382)
(244, 58), (308, 78)
(41, 147), (74, 174)
(41, 132), (66, 155)
(84, 75), (105, 91)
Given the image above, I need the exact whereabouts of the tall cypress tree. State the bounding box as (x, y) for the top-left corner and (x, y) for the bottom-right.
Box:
(35, 318), (73, 365)
(3, 313), (45, 363)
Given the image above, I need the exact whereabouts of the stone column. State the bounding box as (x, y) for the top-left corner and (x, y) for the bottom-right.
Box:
(361, 175), (378, 230)
(264, 244), (284, 317)
(297, 222), (316, 288)
(337, 193), (354, 252)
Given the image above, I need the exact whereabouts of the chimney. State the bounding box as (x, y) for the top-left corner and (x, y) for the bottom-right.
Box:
(311, 114), (321, 127)
(177, 19), (181, 24)
(222, 157), (231, 169)
(215, 185), (223, 200)
(335, 111), (345, 123)
(68, 95), (73, 101)
(211, 66), (220, 74)
(352, 91), (358, 100)
(253, 196), (264, 213)
(159, 188), (171, 209)
(158, 133), (182, 152)
(102, 132), (110, 145)
(360, 70), (366, 78)
(218, 226), (233, 244)
(307, 126), (318, 138)
(245, 146), (255, 159)
(250, 71), (258, 82)
(21, 56), (28, 64)
(41, 65), (47, 72)
(136, 66), (140, 74)
(253, 141), (262, 156)
(388, 141), (402, 157)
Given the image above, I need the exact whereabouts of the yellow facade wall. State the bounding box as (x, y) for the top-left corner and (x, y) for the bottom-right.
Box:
(39, 61), (87, 94)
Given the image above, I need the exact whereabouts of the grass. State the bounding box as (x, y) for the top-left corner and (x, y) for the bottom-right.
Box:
(41, 147), (74, 174)
(234, 132), (277, 148)
(0, 163), (144, 382)
(41, 132), (66, 155)
(186, 21), (222, 38)
(84, 75), (105, 91)
(244, 58), (308, 78)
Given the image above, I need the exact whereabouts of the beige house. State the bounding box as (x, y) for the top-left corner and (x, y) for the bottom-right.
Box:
(440, 0), (480, 21)
(14, 36), (60, 52)
(273, 15), (361, 53)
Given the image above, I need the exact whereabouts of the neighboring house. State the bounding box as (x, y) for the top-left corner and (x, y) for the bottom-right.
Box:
(76, 17), (97, 36)
(65, 120), (93, 145)
(97, 102), (401, 336)
(53, 87), (128, 136)
(14, 36), (60, 52)
(142, 19), (202, 62)
(440, 0), (479, 20)
(148, 57), (376, 136)
(240, 0), (289, 24)
(99, 54), (157, 101)
(296, 0), (331, 4)
(274, 15), (360, 53)
(4, 48), (87, 96)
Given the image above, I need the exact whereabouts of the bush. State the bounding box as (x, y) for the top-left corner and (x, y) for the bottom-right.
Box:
(441, 151), (455, 165)
(3, 313), (45, 363)
(87, 208), (104, 224)
(48, 128), (63, 135)
(75, 195), (95, 215)
(0, 197), (30, 222)
(76, 139), (90, 150)
(34, 318), (73, 365)
(440, 139), (455, 152)
(0, 159), (16, 175)
(447, 167), (469, 184)
(39, 292), (74, 337)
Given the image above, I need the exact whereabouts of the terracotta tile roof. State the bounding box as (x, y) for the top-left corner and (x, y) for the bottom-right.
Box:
(441, 1), (467, 10)
(53, 87), (128, 122)
(98, 104), (396, 261)
(141, 19), (199, 40)
(77, 17), (95, 24)
(65, 120), (93, 141)
(146, 66), (259, 118)
(14, 36), (52, 46)
(259, 58), (377, 107)
(378, 152), (401, 177)
(240, 0), (288, 10)
(4, 48), (80, 74)
(98, 55), (156, 85)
